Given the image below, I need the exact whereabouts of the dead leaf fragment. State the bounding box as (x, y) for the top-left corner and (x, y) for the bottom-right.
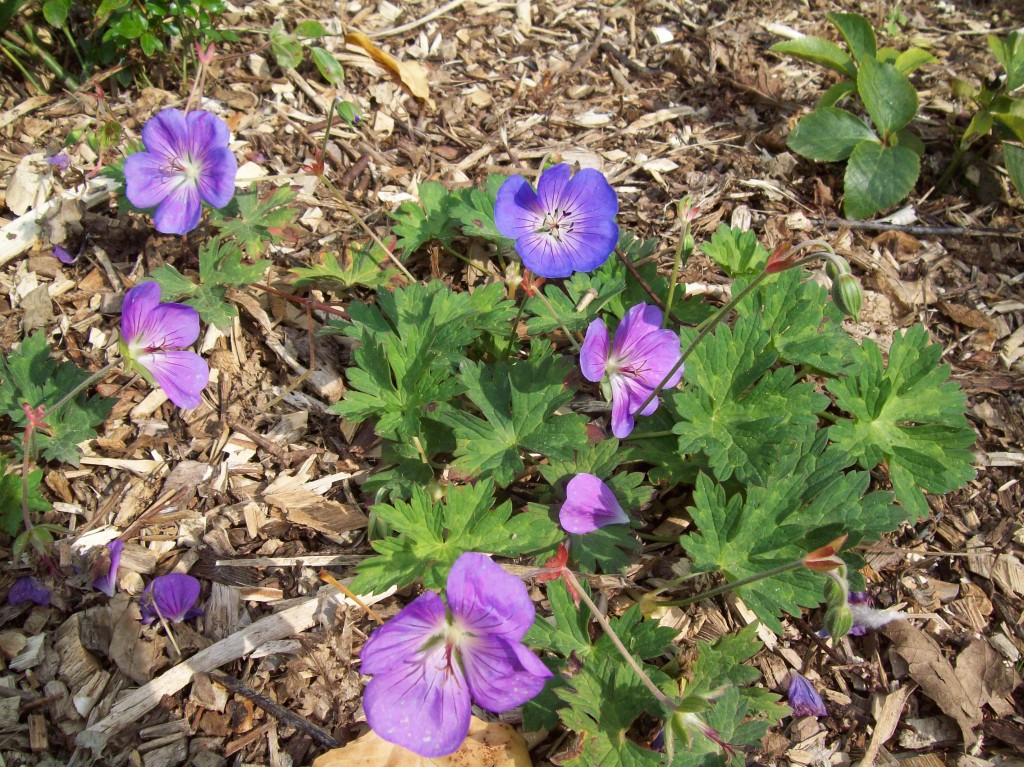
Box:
(345, 32), (429, 100)
(311, 717), (532, 767)
(882, 622), (982, 746)
(956, 638), (1022, 717)
(6, 153), (53, 215)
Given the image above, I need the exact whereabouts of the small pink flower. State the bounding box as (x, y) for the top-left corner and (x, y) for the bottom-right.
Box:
(559, 473), (628, 534)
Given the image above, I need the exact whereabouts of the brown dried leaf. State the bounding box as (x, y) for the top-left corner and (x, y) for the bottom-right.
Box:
(310, 717), (532, 767)
(956, 638), (1022, 717)
(345, 33), (430, 100)
(107, 595), (168, 685)
(882, 622), (982, 746)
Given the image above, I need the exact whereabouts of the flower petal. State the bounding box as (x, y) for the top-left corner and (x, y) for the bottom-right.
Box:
(153, 184), (202, 235)
(515, 230), (576, 278)
(135, 350), (209, 409)
(141, 108), (189, 160)
(124, 151), (182, 211)
(8, 576), (50, 607)
(446, 552), (534, 642)
(121, 282), (163, 345)
(128, 300), (201, 351)
(535, 163), (572, 214)
(559, 473), (628, 534)
(609, 375), (635, 438)
(185, 110), (230, 157)
(580, 318), (610, 383)
(787, 672), (827, 718)
(462, 634), (552, 712)
(143, 573), (201, 624)
(92, 539), (123, 597)
(552, 219), (618, 273)
(195, 147), (236, 209)
(613, 303), (683, 390)
(364, 647), (472, 757)
(494, 175), (544, 240)
(562, 167), (619, 221)
(360, 591), (446, 675)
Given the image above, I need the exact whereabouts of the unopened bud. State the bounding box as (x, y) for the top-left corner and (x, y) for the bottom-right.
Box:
(823, 574), (848, 608)
(825, 605), (854, 639)
(825, 256), (852, 281)
(831, 273), (862, 320)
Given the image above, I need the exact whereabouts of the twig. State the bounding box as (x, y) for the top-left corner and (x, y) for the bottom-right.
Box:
(208, 671), (341, 750)
(811, 218), (1023, 238)
(615, 247), (665, 311)
(365, 0), (468, 38)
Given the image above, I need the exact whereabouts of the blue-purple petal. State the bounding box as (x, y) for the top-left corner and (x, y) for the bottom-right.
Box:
(92, 539), (124, 597)
(136, 350), (209, 409)
(787, 672), (827, 718)
(153, 184), (202, 235)
(559, 473), (629, 534)
(580, 318), (610, 383)
(360, 591), (446, 675)
(53, 245), (76, 264)
(364, 644), (472, 757)
(535, 163), (572, 214)
(141, 573), (201, 624)
(195, 147), (236, 209)
(494, 175), (544, 240)
(141, 108), (189, 160)
(461, 634), (552, 712)
(8, 576), (50, 607)
(446, 552), (534, 642)
(120, 282), (163, 346)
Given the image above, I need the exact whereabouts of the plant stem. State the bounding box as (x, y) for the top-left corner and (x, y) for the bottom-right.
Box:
(48, 360), (119, 416)
(663, 203), (693, 328)
(623, 429), (675, 440)
(561, 569), (679, 712)
(503, 301), (527, 361)
(660, 559), (805, 608)
(532, 286), (581, 353)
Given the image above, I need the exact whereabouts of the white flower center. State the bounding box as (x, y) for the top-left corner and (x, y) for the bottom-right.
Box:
(537, 208), (574, 242)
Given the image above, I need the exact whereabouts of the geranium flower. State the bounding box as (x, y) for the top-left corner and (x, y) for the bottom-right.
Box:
(361, 552), (552, 757)
(580, 303), (683, 438)
(8, 577), (50, 607)
(140, 573), (203, 624)
(124, 108), (236, 235)
(494, 163), (618, 278)
(787, 672), (827, 718)
(92, 539), (123, 597)
(119, 282), (209, 409)
(560, 473), (628, 534)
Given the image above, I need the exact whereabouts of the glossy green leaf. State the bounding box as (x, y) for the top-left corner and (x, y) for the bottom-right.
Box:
(827, 11), (877, 62)
(771, 36), (855, 78)
(858, 55), (919, 137)
(843, 140), (919, 219)
(787, 107), (877, 161)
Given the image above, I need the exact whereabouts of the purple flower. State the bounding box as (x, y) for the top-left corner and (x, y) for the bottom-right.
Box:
(787, 672), (827, 718)
(92, 539), (123, 597)
(124, 108), (236, 235)
(361, 552), (552, 757)
(8, 577), (50, 607)
(53, 245), (76, 264)
(46, 153), (71, 172)
(817, 591), (905, 638)
(581, 303), (684, 438)
(560, 473), (629, 534)
(119, 282), (209, 409)
(494, 163), (618, 278)
(140, 573), (203, 625)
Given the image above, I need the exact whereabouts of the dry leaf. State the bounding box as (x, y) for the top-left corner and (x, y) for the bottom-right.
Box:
(345, 33), (430, 100)
(882, 622), (982, 745)
(6, 153), (53, 215)
(106, 595), (168, 685)
(311, 716), (532, 767)
(956, 638), (1022, 717)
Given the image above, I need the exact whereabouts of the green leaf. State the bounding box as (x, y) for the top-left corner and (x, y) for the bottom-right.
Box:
(858, 55), (919, 137)
(148, 264), (198, 300)
(669, 315), (828, 484)
(310, 46), (344, 84)
(894, 127), (925, 157)
(139, 31), (160, 56)
(827, 12), (877, 63)
(988, 30), (1024, 91)
(0, 332), (115, 466)
(0, 460), (51, 537)
(894, 47), (936, 75)
(293, 19), (328, 37)
(771, 37), (856, 79)
(438, 339), (588, 487)
(390, 181), (459, 256)
(269, 23), (302, 68)
(817, 80), (856, 109)
(701, 224), (769, 278)
(993, 101), (1024, 143)
(448, 174), (507, 241)
(961, 110), (994, 149)
(734, 269), (857, 375)
(827, 325), (976, 519)
(787, 107), (878, 162)
(680, 433), (905, 631)
(1003, 143), (1024, 199)
(843, 140), (920, 219)
(211, 185), (298, 256)
(42, 0), (69, 26)
(350, 481), (561, 593)
(292, 238), (398, 291)
(96, 0), (131, 16)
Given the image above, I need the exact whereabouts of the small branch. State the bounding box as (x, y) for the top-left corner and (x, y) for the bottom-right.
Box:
(209, 671), (341, 750)
(810, 218), (1023, 238)
(614, 247), (665, 311)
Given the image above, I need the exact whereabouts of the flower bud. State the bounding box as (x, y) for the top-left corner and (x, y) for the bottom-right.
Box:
(823, 575), (848, 608)
(831, 273), (862, 320)
(824, 255), (852, 281)
(825, 604), (854, 639)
